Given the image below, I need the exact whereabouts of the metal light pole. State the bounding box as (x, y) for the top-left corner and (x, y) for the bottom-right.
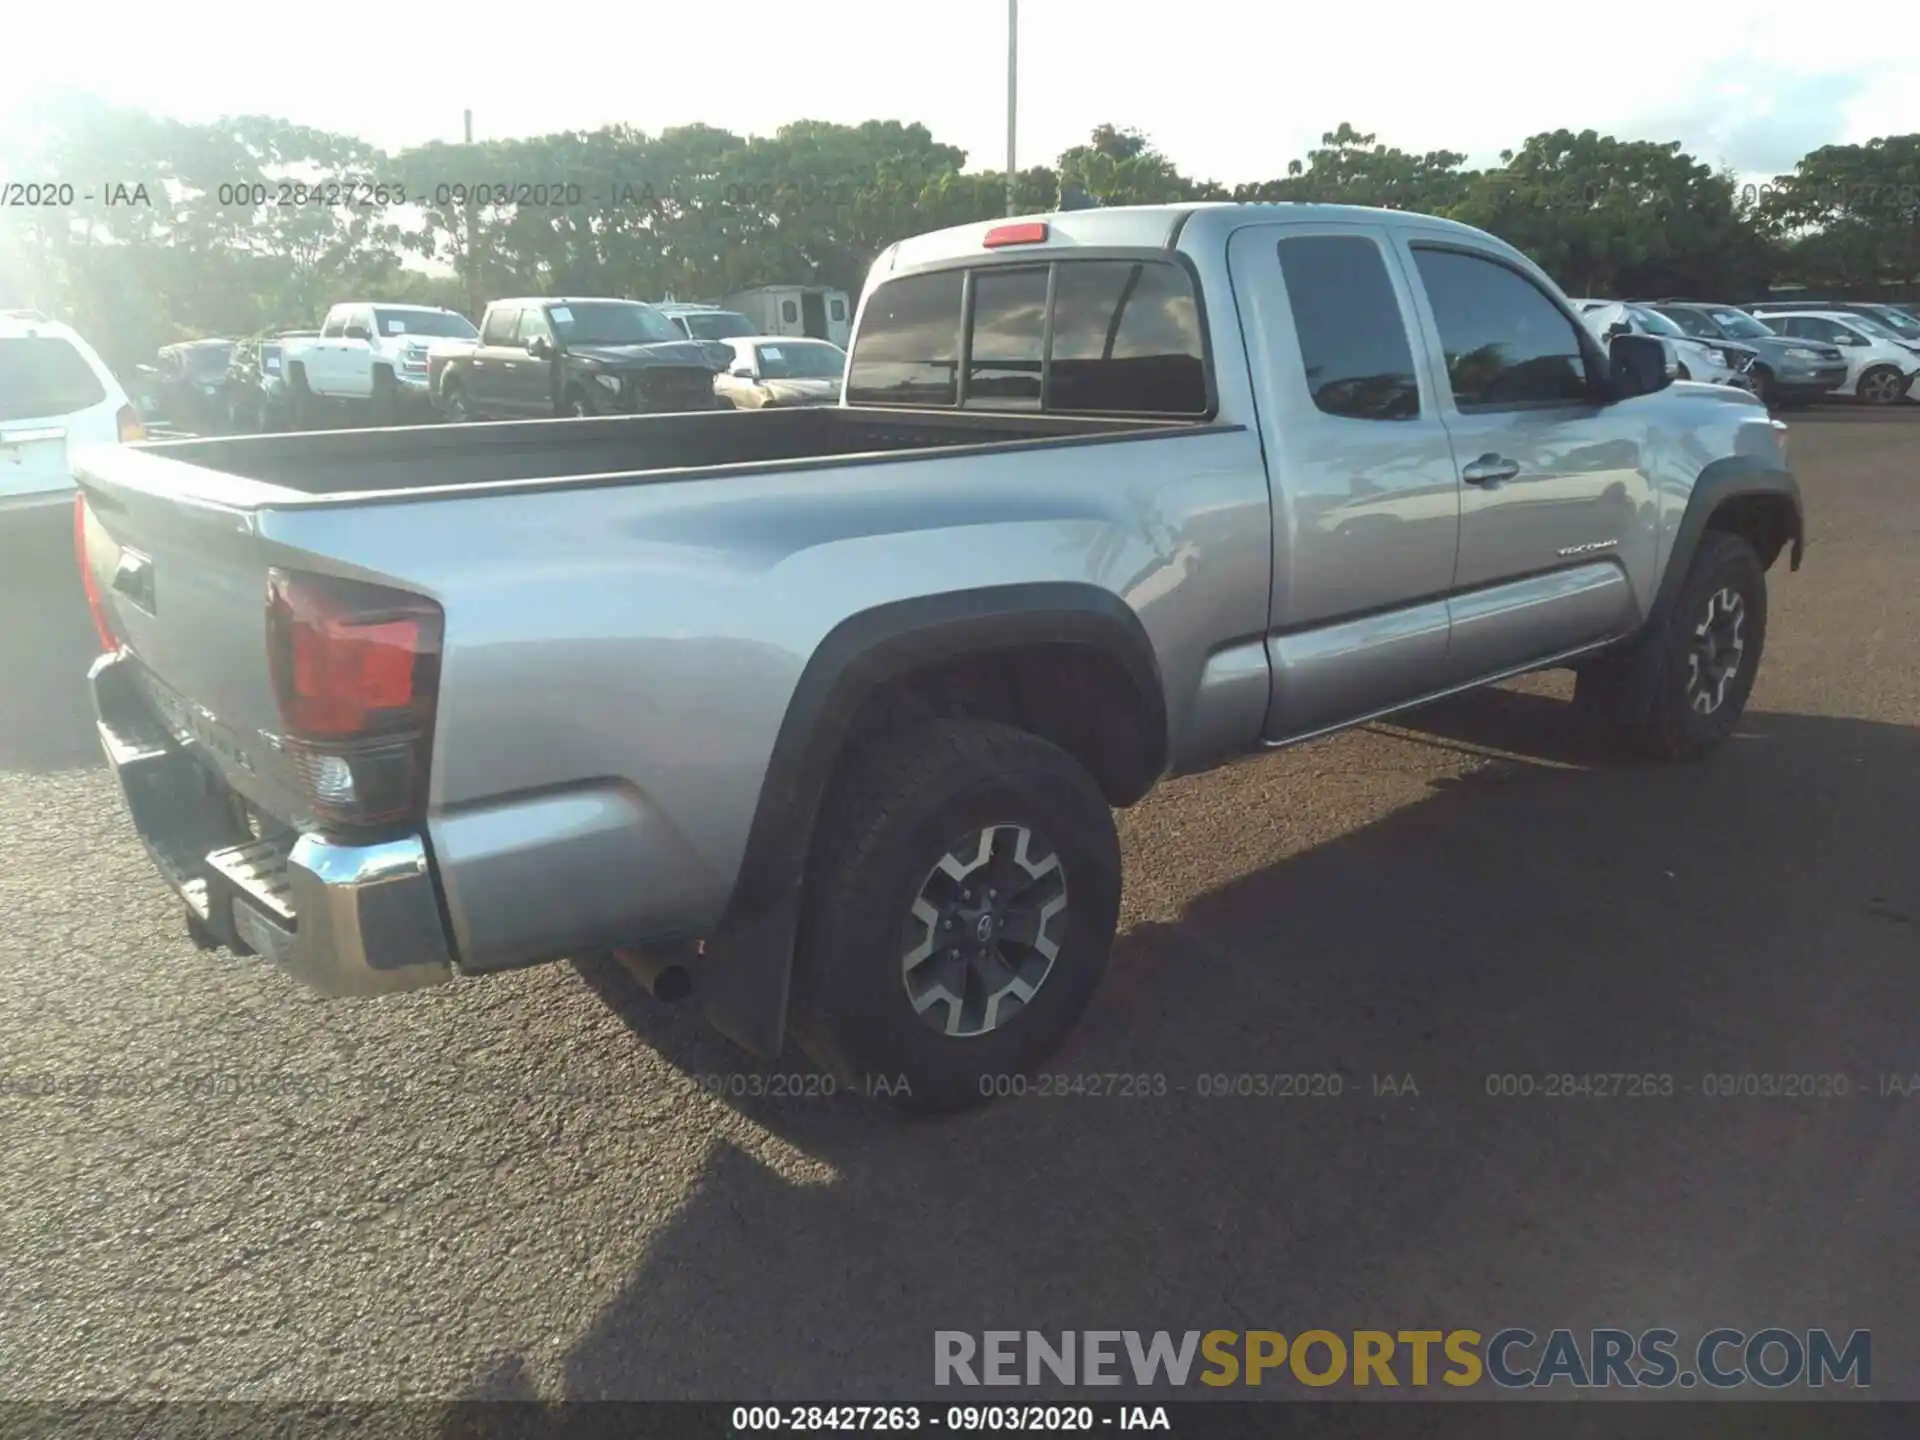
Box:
(1005, 0), (1018, 216)
(463, 109), (481, 319)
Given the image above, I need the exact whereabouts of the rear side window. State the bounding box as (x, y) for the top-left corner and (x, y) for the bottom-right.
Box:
(1277, 235), (1419, 420)
(0, 337), (108, 421)
(845, 270), (963, 405)
(1412, 247), (1590, 410)
(967, 267), (1049, 408)
(481, 307), (519, 345)
(1048, 261), (1206, 414)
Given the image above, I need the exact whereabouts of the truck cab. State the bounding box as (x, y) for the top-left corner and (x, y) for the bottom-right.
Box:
(433, 297), (727, 420)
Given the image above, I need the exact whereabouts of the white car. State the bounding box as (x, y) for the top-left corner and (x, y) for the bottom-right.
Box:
(1571, 300), (1752, 390)
(1, 313), (143, 520)
(712, 335), (848, 409)
(1760, 310), (1920, 405)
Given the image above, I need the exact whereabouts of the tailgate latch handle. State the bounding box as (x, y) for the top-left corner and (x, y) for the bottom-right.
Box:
(112, 549), (156, 615)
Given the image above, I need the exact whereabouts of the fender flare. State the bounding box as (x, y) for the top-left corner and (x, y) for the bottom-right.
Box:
(698, 583), (1166, 1058)
(1647, 455), (1803, 633)
(1602, 456), (1804, 723)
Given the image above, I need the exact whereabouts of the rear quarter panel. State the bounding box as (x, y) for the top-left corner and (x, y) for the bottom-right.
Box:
(261, 428), (1272, 964)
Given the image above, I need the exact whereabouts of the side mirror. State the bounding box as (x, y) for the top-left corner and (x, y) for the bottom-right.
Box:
(1603, 321), (1632, 341)
(730, 366), (754, 379)
(344, 325), (370, 342)
(527, 335), (552, 358)
(1609, 333), (1677, 398)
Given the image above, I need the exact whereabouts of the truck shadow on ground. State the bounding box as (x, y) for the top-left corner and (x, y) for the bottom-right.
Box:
(444, 686), (1918, 1402)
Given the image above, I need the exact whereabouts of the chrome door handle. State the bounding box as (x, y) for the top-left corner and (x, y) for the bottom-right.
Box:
(1462, 454), (1520, 485)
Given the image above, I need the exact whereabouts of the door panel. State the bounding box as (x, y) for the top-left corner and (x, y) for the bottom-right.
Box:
(1225, 222), (1463, 740)
(1446, 561), (1636, 679)
(1269, 599), (1453, 736)
(1396, 237), (1655, 682)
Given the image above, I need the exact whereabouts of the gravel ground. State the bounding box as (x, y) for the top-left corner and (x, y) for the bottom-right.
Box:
(1, 411), (1915, 1404)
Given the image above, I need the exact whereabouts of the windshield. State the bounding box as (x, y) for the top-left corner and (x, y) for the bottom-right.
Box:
(680, 311), (755, 341)
(1842, 314), (1899, 341)
(373, 308), (478, 340)
(1707, 309), (1775, 340)
(553, 302), (684, 346)
(1860, 307), (1920, 339)
(756, 341), (846, 380)
(1627, 306), (1687, 339)
(0, 336), (108, 421)
(184, 344), (233, 376)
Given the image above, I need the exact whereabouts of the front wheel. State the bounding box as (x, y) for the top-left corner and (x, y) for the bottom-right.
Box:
(792, 720), (1122, 1112)
(564, 385), (598, 418)
(1577, 531), (1767, 761)
(1858, 365), (1907, 406)
(441, 382), (472, 423)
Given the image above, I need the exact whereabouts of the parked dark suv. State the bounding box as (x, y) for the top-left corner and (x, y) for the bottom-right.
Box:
(154, 338), (238, 432)
(1647, 303), (1848, 407)
(220, 330), (316, 433)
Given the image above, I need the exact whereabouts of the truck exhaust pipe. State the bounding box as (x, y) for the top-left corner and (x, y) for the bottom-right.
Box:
(612, 943), (696, 1003)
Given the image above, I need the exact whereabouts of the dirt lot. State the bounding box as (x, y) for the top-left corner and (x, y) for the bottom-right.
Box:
(1, 410), (1915, 1402)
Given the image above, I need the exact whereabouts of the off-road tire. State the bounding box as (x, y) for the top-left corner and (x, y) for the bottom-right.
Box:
(1577, 530), (1767, 761)
(791, 720), (1122, 1113)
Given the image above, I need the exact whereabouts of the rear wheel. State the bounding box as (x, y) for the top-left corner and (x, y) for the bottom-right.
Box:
(1858, 365), (1906, 406)
(1577, 530), (1767, 761)
(792, 720), (1122, 1112)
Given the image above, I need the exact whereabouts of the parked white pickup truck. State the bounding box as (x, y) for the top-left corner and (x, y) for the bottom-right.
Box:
(281, 303), (479, 426)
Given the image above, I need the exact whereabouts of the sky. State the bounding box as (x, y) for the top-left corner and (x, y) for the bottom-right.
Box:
(2, 0), (1916, 184)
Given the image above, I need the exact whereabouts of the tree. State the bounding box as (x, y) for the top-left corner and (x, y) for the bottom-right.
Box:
(1235, 124), (1474, 212)
(1757, 136), (1920, 294)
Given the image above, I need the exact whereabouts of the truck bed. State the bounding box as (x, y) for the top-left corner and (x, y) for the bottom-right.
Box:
(104, 405), (1189, 503)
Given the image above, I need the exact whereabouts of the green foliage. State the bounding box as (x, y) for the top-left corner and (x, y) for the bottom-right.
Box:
(5, 94), (1914, 368)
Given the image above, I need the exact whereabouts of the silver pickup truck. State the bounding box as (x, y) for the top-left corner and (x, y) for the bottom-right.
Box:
(75, 203), (1803, 1110)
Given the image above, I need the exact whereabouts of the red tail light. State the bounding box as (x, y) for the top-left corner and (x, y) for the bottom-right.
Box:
(266, 569), (443, 829)
(73, 494), (121, 654)
(984, 222), (1049, 248)
(116, 404), (146, 442)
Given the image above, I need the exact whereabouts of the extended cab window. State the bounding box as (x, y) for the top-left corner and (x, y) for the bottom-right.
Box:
(1413, 247), (1590, 410)
(845, 270), (963, 405)
(1047, 260), (1206, 415)
(1278, 235), (1419, 420)
(320, 311), (347, 339)
(480, 307), (519, 346)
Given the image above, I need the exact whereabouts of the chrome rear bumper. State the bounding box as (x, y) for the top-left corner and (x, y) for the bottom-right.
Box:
(89, 650), (456, 997)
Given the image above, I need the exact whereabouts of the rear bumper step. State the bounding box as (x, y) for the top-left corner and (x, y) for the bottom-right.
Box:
(90, 650), (457, 998)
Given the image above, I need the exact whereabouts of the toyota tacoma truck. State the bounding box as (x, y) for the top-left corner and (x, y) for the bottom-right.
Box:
(429, 297), (729, 421)
(74, 203), (1803, 1111)
(281, 304), (480, 427)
